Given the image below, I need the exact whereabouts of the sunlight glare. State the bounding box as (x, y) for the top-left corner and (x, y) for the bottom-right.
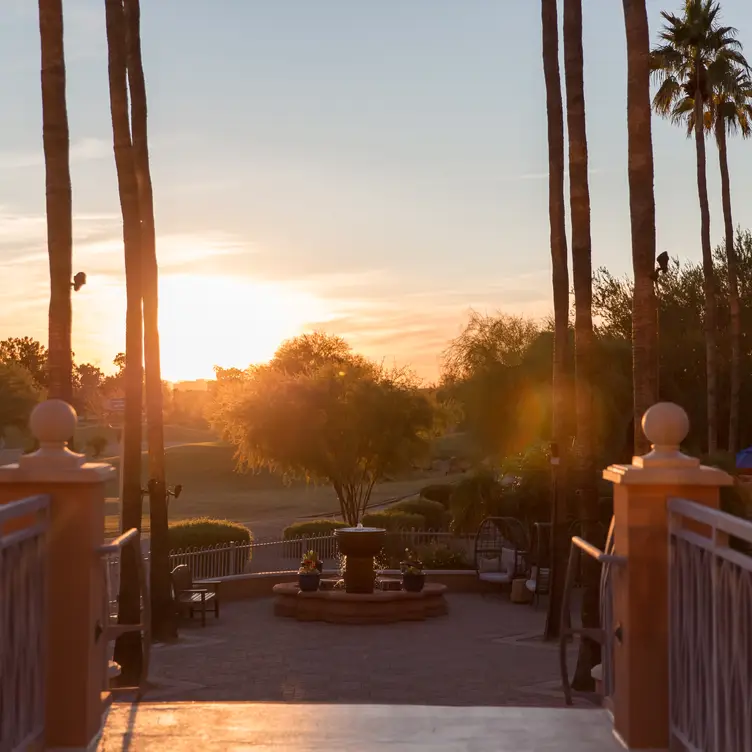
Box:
(158, 274), (328, 381)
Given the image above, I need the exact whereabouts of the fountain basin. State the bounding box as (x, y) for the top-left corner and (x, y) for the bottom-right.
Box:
(272, 582), (448, 624)
(334, 527), (386, 557)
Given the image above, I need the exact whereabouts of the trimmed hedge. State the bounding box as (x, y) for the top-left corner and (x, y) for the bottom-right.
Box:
(390, 497), (450, 530)
(420, 484), (454, 507)
(361, 510), (425, 530)
(283, 519), (348, 539)
(168, 517), (252, 550)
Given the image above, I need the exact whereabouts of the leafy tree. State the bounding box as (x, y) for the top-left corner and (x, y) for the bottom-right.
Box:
(0, 363), (42, 435)
(211, 335), (437, 525)
(0, 337), (49, 389)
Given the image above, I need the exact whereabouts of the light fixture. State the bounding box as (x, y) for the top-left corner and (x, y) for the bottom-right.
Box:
(72, 271), (87, 291)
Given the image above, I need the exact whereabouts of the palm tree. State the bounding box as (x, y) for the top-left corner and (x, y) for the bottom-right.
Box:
(38, 0), (73, 404)
(563, 0), (599, 690)
(105, 0), (145, 685)
(123, 0), (175, 642)
(713, 68), (751, 453)
(622, 0), (658, 455)
(651, 0), (748, 453)
(541, 0), (571, 641)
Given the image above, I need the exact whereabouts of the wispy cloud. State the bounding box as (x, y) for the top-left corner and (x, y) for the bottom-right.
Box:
(0, 137), (110, 171)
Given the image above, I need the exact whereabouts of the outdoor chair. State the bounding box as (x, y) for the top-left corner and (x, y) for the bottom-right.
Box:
(170, 564), (221, 627)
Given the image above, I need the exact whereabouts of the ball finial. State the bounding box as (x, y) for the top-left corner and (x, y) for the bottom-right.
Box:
(641, 402), (689, 450)
(29, 399), (78, 447)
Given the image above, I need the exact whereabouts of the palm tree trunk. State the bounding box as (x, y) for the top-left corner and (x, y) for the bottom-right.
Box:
(541, 0), (571, 642)
(622, 0), (658, 454)
(716, 121), (740, 453)
(563, 0), (600, 691)
(694, 64), (718, 453)
(124, 0), (176, 643)
(38, 0), (73, 405)
(105, 0), (145, 685)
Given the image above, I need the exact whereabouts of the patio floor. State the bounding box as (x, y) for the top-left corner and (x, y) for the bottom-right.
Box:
(139, 593), (593, 707)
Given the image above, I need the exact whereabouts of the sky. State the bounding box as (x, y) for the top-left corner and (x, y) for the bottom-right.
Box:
(2, 0), (752, 382)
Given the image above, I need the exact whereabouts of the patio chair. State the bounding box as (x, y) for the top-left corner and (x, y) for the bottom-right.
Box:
(474, 517), (529, 592)
(171, 564), (221, 627)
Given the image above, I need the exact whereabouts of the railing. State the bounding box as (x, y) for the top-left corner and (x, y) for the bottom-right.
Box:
(668, 497), (752, 752)
(560, 516), (626, 706)
(0, 494), (49, 752)
(169, 541), (252, 579)
(165, 530), (475, 577)
(98, 528), (151, 695)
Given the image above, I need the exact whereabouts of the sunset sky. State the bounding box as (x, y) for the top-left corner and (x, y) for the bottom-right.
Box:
(2, 0), (752, 382)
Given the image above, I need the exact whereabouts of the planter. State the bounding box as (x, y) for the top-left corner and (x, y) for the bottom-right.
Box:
(402, 572), (425, 593)
(298, 572), (321, 592)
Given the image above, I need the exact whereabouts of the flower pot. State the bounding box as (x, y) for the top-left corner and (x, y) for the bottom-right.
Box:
(298, 572), (321, 592)
(402, 572), (425, 593)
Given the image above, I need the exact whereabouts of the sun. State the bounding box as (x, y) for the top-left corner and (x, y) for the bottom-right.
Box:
(157, 274), (328, 381)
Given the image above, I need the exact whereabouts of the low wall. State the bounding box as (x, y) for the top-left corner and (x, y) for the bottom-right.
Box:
(201, 569), (483, 602)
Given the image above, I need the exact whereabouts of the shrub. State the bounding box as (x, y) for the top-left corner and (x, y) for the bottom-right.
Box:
(420, 483), (454, 507)
(449, 468), (504, 533)
(361, 510), (425, 530)
(168, 517), (252, 550)
(283, 519), (348, 539)
(87, 434), (108, 458)
(416, 542), (473, 570)
(390, 497), (450, 530)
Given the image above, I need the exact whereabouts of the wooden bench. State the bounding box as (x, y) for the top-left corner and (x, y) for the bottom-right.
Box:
(171, 564), (221, 627)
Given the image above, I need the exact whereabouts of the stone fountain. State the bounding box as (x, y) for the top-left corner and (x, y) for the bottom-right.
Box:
(334, 524), (386, 593)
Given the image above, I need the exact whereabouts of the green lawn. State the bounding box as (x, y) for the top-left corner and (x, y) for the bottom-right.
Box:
(103, 440), (465, 538)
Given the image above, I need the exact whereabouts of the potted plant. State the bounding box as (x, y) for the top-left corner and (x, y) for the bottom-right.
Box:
(400, 549), (425, 593)
(298, 550), (322, 592)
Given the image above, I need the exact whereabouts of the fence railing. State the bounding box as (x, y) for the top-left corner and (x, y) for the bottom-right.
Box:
(0, 494), (49, 752)
(166, 530), (475, 577)
(98, 528), (151, 695)
(560, 517), (626, 706)
(668, 497), (752, 752)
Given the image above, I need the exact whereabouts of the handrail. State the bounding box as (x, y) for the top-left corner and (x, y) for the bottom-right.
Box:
(0, 493), (50, 524)
(668, 496), (752, 543)
(560, 518), (626, 706)
(98, 527), (151, 696)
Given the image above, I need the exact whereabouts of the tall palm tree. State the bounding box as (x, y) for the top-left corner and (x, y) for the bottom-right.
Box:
(563, 0), (599, 690)
(651, 0), (748, 453)
(123, 0), (175, 642)
(105, 0), (145, 684)
(713, 69), (751, 453)
(622, 0), (658, 455)
(38, 0), (73, 404)
(541, 0), (571, 641)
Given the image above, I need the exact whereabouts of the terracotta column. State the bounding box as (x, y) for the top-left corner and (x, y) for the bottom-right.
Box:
(603, 403), (732, 750)
(0, 400), (115, 750)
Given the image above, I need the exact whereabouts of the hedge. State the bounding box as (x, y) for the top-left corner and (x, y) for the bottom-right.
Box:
(419, 484), (454, 507)
(415, 542), (473, 570)
(283, 519), (348, 539)
(389, 497), (450, 530)
(168, 517), (252, 550)
(361, 510), (425, 530)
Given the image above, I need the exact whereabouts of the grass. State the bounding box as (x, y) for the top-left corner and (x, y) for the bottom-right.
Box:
(101, 440), (466, 539)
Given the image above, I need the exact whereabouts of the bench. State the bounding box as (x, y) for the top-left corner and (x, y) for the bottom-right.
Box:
(171, 564), (221, 627)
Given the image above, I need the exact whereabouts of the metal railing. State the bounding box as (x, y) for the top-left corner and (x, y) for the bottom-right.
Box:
(0, 494), (49, 752)
(98, 528), (151, 695)
(164, 530), (474, 577)
(668, 497), (752, 752)
(560, 516), (626, 706)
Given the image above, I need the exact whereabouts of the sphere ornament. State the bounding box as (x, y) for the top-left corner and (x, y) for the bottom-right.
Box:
(635, 402), (696, 469)
(29, 399), (78, 447)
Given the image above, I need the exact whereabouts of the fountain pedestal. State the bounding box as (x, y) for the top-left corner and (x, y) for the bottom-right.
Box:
(334, 526), (386, 594)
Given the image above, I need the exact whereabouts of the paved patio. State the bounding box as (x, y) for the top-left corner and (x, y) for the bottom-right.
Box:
(141, 594), (592, 707)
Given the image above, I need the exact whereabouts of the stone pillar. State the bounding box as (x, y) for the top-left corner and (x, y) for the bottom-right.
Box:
(603, 403), (732, 750)
(0, 400), (115, 750)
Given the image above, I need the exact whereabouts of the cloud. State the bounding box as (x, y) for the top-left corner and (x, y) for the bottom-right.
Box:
(0, 137), (111, 171)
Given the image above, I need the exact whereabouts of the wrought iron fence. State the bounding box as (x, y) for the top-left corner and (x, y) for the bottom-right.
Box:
(165, 530), (475, 577)
(560, 516), (626, 707)
(0, 494), (49, 752)
(668, 497), (752, 752)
